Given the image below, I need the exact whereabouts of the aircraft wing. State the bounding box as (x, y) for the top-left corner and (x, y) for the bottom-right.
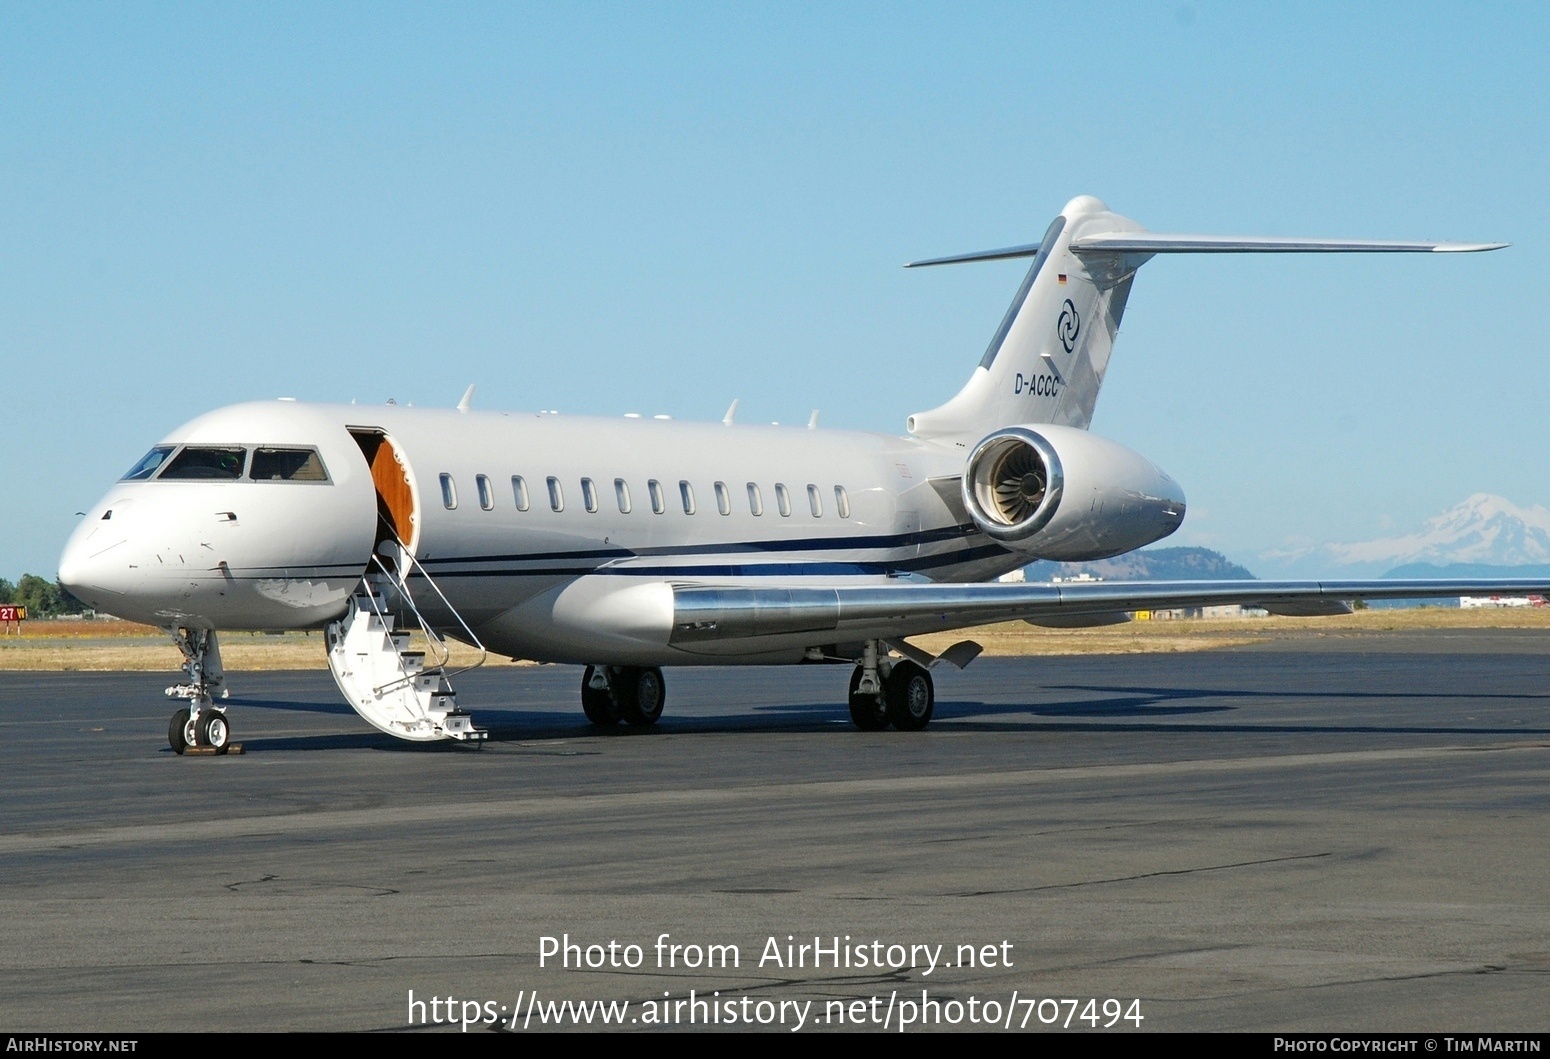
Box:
(668, 578), (1550, 647)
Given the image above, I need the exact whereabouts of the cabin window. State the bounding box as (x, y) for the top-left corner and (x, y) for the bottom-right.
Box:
(834, 485), (851, 519)
(440, 473), (458, 509)
(680, 480), (696, 515)
(746, 483), (763, 516)
(250, 448), (328, 482)
(648, 479), (665, 514)
(807, 483), (823, 517)
(581, 477), (599, 513)
(512, 476), (530, 511)
(476, 474), (494, 510)
(714, 481), (731, 515)
(615, 478), (632, 513)
(775, 482), (792, 517)
(547, 476), (564, 512)
(122, 446), (176, 481)
(159, 447), (247, 481)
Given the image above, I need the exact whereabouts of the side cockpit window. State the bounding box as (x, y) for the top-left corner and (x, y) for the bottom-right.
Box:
(250, 448), (329, 482)
(158, 447), (247, 480)
(121, 446), (176, 481)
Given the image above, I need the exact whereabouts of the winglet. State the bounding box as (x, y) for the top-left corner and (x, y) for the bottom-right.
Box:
(457, 385), (476, 413)
(723, 399), (739, 426)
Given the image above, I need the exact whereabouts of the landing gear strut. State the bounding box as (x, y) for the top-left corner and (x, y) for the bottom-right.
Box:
(581, 665), (666, 727)
(847, 641), (934, 731)
(165, 627), (231, 754)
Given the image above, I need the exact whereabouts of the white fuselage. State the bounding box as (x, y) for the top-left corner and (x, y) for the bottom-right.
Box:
(60, 399), (1055, 665)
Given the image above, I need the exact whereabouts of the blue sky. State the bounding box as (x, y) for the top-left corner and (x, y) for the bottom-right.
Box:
(4, 2), (1547, 580)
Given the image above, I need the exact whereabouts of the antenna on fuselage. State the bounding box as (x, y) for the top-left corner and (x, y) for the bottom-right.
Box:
(723, 399), (739, 426)
(457, 385), (475, 413)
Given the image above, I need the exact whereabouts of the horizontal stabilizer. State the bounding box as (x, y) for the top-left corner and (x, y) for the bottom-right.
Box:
(1070, 233), (1508, 255)
(905, 244), (1045, 268)
(905, 235), (1507, 268)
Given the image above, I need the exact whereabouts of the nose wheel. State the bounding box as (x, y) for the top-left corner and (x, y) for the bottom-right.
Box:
(167, 705), (234, 754)
(168, 708), (196, 754)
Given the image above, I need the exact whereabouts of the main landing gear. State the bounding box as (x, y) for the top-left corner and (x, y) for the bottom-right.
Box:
(165, 627), (233, 754)
(582, 665), (667, 728)
(848, 641), (935, 732)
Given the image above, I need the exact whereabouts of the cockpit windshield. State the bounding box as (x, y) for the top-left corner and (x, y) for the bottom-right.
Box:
(158, 447), (247, 480)
(120, 446), (176, 481)
(250, 448), (328, 481)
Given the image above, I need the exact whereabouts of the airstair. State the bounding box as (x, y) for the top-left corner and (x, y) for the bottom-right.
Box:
(325, 544), (488, 743)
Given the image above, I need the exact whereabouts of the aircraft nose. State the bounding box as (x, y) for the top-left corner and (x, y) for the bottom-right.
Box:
(59, 543), (110, 612)
(58, 520), (140, 616)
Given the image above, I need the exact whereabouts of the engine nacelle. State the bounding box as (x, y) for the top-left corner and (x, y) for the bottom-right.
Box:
(961, 424), (1186, 561)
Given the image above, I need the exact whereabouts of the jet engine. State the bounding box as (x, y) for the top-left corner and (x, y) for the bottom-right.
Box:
(961, 424), (1186, 561)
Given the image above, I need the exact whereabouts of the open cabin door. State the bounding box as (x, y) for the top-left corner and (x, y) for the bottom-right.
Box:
(349, 429), (418, 559)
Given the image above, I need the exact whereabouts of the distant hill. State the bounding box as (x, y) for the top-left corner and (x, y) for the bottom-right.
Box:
(1031, 546), (1256, 582)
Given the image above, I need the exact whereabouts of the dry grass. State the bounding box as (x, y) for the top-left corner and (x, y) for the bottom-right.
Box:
(0, 627), (522, 672)
(2, 605), (1547, 671)
(914, 606), (1550, 656)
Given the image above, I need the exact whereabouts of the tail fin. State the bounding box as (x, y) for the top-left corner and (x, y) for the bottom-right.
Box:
(905, 195), (1505, 443)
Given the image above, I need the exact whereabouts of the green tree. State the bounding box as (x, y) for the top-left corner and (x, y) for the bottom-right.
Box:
(11, 574), (91, 617)
(0, 578), (14, 604)
(14, 575), (57, 616)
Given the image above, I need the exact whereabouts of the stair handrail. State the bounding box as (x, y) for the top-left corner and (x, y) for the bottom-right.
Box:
(376, 538), (488, 680)
(359, 555), (449, 697)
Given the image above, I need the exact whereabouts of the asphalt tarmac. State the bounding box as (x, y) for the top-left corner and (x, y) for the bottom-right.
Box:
(2, 631), (1547, 1033)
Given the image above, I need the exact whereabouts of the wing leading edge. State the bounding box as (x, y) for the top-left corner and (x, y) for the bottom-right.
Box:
(668, 579), (1550, 646)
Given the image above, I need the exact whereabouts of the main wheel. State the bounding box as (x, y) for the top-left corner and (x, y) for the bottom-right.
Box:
(884, 660), (935, 731)
(168, 708), (193, 755)
(617, 666), (665, 727)
(198, 710), (232, 753)
(581, 665), (620, 726)
(847, 667), (889, 731)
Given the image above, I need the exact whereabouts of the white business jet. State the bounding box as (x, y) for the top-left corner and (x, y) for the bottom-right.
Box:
(58, 195), (1545, 753)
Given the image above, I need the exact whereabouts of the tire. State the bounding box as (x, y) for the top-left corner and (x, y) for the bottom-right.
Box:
(884, 660), (935, 731)
(168, 708), (192, 755)
(618, 667), (665, 727)
(198, 710), (232, 753)
(847, 667), (889, 731)
(581, 665), (619, 726)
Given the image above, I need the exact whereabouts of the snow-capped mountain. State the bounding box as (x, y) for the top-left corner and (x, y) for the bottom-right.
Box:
(1329, 494), (1550, 567)
(1258, 494), (1550, 578)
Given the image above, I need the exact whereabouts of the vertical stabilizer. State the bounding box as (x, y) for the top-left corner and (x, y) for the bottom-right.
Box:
(906, 196), (1142, 442)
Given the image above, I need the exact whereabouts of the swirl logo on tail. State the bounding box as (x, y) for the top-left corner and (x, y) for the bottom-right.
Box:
(1058, 298), (1081, 353)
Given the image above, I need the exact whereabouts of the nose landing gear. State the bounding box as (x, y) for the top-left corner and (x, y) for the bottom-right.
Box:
(164, 627), (234, 755)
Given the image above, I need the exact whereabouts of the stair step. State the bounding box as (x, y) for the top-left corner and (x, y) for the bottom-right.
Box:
(328, 569), (482, 745)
